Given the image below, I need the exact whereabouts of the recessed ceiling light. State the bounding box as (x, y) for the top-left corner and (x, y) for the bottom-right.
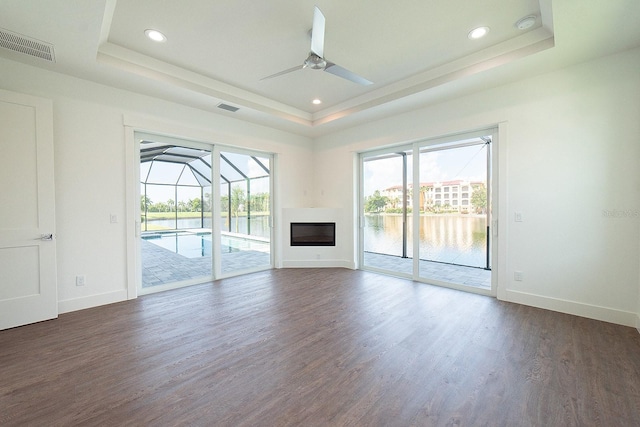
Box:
(145, 29), (166, 43)
(515, 15), (537, 30)
(312, 99), (322, 105)
(468, 26), (490, 40)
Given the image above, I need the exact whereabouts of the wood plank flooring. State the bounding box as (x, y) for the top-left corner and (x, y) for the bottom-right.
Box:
(1, 268), (640, 426)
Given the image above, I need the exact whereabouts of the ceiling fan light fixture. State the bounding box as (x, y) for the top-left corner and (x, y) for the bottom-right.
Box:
(468, 26), (490, 40)
(145, 29), (166, 43)
(304, 53), (327, 70)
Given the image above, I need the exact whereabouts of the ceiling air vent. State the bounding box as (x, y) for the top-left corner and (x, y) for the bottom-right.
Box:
(217, 103), (240, 112)
(0, 28), (55, 62)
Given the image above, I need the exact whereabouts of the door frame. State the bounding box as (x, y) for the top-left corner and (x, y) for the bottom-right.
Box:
(135, 131), (216, 295)
(124, 117), (275, 298)
(358, 126), (503, 297)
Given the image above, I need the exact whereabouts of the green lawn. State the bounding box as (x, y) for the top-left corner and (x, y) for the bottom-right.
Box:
(143, 211), (270, 220)
(144, 212), (211, 220)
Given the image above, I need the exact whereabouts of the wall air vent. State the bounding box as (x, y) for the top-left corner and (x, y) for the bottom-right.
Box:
(217, 103), (240, 112)
(0, 28), (55, 62)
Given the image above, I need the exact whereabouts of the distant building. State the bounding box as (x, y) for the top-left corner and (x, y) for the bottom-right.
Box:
(381, 180), (485, 213)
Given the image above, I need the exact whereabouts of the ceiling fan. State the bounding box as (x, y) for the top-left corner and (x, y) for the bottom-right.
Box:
(261, 6), (373, 86)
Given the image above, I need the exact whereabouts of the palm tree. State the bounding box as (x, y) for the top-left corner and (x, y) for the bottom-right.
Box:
(231, 187), (246, 233)
(141, 195), (152, 212)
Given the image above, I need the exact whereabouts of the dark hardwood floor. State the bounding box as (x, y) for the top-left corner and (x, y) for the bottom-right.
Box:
(1, 268), (640, 426)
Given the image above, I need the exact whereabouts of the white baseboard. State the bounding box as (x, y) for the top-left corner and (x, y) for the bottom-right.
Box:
(636, 314), (640, 335)
(281, 259), (355, 269)
(58, 289), (128, 314)
(504, 289), (637, 327)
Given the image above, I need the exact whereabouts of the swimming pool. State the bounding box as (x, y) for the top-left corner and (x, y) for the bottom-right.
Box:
(141, 231), (239, 258)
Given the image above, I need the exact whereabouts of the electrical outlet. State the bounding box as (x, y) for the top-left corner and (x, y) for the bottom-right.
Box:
(514, 212), (523, 222)
(76, 275), (86, 286)
(110, 214), (118, 223)
(514, 271), (523, 281)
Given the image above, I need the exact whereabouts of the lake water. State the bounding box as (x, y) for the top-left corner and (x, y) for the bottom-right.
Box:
(364, 214), (488, 268)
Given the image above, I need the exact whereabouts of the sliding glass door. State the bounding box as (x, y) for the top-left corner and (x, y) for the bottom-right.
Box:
(361, 148), (413, 277)
(359, 130), (495, 292)
(137, 132), (273, 293)
(417, 136), (491, 289)
(219, 150), (272, 275)
(140, 140), (213, 289)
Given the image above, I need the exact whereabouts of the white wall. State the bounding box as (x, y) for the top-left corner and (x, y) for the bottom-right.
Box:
(281, 208), (353, 268)
(0, 58), (314, 312)
(2, 46), (639, 327)
(314, 48), (640, 327)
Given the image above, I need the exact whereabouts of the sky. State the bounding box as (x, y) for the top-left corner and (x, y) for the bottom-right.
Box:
(363, 140), (489, 196)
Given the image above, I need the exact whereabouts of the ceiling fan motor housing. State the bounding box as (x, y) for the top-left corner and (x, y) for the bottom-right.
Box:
(305, 53), (327, 70)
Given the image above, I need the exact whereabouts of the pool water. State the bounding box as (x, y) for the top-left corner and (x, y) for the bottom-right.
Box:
(142, 232), (237, 258)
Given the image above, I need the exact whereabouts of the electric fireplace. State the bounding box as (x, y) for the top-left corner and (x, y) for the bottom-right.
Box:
(290, 222), (336, 246)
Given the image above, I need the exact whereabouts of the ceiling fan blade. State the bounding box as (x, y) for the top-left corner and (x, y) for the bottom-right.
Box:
(310, 6), (325, 58)
(260, 64), (304, 81)
(324, 62), (373, 86)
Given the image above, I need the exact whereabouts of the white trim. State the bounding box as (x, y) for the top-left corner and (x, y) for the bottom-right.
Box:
(495, 122), (509, 301)
(271, 153), (281, 269)
(124, 125), (138, 300)
(281, 260), (355, 269)
(58, 290), (127, 314)
(212, 145), (223, 278)
(412, 146), (420, 278)
(138, 277), (213, 296)
(418, 277), (493, 297)
(505, 289), (638, 327)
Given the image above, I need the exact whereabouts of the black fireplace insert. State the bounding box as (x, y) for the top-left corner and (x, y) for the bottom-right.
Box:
(290, 222), (336, 246)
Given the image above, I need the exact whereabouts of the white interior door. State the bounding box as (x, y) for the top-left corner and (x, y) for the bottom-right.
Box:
(0, 89), (57, 330)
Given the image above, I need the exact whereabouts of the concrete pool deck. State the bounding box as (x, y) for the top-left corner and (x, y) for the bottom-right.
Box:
(142, 239), (490, 290)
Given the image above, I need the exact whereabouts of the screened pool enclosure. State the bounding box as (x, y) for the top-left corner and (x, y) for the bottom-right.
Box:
(140, 140), (272, 288)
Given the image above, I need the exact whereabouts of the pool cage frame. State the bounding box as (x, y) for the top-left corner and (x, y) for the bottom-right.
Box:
(140, 142), (270, 235)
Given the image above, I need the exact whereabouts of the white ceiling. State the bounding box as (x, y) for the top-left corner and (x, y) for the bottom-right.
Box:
(1, 0), (639, 137)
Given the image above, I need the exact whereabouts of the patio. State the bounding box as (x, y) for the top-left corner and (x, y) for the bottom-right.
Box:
(142, 241), (489, 290)
(141, 235), (270, 288)
(363, 252), (491, 290)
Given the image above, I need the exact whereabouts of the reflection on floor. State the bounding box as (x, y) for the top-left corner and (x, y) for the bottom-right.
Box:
(141, 239), (269, 288)
(364, 252), (491, 290)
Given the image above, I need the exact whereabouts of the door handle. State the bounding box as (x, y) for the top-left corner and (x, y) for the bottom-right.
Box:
(40, 233), (55, 241)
